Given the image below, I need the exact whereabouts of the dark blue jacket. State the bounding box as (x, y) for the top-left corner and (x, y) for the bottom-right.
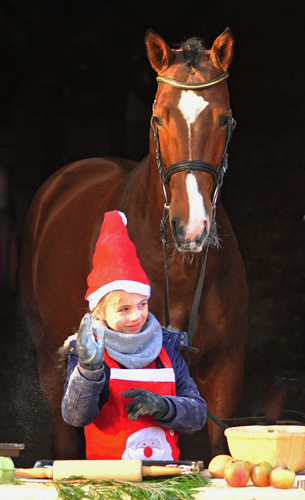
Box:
(62, 328), (207, 434)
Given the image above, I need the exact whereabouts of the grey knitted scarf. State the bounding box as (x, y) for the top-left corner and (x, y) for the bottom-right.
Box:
(95, 312), (163, 369)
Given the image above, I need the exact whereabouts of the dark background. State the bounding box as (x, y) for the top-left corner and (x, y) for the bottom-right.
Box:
(0, 0), (304, 467)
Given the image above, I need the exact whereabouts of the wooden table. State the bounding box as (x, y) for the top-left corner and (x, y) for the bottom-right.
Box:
(0, 481), (57, 500)
(195, 471), (305, 499)
(1, 472), (305, 499)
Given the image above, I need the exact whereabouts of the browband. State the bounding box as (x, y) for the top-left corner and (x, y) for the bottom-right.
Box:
(156, 71), (229, 90)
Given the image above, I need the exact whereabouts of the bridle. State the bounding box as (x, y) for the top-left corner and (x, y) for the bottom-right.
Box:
(150, 71), (236, 361)
(150, 71), (236, 213)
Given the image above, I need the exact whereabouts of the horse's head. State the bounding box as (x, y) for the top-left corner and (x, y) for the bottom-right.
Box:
(145, 28), (235, 252)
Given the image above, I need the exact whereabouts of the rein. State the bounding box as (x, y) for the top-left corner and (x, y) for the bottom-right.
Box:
(152, 72), (236, 364)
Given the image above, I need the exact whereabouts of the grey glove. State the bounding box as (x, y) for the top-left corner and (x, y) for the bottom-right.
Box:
(122, 388), (169, 420)
(76, 313), (105, 371)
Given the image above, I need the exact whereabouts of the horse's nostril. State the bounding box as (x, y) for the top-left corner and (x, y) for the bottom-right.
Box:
(171, 217), (185, 243)
(194, 225), (209, 247)
(195, 234), (202, 246)
(171, 217), (177, 233)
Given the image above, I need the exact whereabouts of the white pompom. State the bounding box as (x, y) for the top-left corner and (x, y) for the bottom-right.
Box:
(118, 211), (127, 226)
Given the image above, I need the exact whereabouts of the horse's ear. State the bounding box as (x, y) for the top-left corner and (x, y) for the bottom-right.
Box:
(208, 27), (234, 71)
(145, 29), (175, 73)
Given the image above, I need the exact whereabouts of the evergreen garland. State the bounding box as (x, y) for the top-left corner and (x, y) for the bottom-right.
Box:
(54, 472), (210, 500)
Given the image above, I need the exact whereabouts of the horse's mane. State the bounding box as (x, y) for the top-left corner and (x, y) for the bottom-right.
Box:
(180, 37), (206, 70)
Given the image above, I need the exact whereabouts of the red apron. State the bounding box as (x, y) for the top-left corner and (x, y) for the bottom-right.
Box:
(85, 347), (180, 460)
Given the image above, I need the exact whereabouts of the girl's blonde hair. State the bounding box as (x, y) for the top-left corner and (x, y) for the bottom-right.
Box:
(92, 290), (125, 321)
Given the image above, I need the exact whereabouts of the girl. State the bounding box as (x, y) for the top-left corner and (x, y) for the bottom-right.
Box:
(61, 210), (207, 460)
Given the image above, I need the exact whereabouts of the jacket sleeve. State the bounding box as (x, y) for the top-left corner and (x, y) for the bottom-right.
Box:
(61, 340), (109, 427)
(157, 335), (207, 434)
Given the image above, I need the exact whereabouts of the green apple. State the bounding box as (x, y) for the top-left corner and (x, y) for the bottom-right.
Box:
(0, 456), (15, 483)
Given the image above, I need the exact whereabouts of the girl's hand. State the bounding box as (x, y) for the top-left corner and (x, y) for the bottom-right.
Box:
(122, 388), (169, 420)
(76, 313), (105, 370)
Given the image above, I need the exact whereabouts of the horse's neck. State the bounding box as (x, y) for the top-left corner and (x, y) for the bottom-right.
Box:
(122, 153), (165, 240)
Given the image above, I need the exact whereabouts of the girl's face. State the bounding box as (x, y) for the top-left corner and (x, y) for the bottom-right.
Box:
(104, 292), (148, 334)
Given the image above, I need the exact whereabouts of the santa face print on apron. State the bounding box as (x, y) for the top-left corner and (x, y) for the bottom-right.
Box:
(85, 347), (180, 460)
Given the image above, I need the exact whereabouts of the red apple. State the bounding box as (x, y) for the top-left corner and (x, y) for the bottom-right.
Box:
(224, 459), (250, 487)
(250, 461), (272, 487)
(208, 454), (232, 478)
(269, 464), (296, 489)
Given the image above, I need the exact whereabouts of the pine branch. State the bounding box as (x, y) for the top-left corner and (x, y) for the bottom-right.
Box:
(54, 472), (210, 500)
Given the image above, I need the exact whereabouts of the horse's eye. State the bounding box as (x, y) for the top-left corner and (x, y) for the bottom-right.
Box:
(219, 114), (230, 129)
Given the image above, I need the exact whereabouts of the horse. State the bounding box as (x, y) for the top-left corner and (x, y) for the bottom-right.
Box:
(19, 28), (248, 460)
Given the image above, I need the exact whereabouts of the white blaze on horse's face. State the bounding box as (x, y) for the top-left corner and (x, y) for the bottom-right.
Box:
(178, 90), (209, 158)
(185, 173), (210, 249)
(178, 90), (210, 249)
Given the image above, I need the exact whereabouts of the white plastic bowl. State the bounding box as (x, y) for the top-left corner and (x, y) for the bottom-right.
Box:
(224, 425), (305, 472)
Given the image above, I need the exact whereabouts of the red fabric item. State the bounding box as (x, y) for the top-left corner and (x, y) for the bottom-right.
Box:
(85, 347), (180, 460)
(85, 211), (150, 310)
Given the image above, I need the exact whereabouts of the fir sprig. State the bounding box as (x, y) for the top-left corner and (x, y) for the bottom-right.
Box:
(54, 472), (210, 500)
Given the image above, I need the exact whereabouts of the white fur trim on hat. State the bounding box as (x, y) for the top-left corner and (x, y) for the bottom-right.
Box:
(118, 211), (127, 225)
(87, 279), (151, 311)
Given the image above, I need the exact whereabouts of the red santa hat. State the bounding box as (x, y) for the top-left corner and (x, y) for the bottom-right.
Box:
(85, 211), (151, 310)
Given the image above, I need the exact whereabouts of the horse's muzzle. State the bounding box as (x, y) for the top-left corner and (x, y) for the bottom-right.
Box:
(171, 217), (209, 252)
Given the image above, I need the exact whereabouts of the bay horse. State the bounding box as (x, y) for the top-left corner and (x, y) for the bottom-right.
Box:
(19, 28), (248, 460)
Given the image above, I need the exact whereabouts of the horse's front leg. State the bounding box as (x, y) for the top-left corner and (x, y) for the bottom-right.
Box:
(36, 347), (86, 459)
(195, 345), (246, 457)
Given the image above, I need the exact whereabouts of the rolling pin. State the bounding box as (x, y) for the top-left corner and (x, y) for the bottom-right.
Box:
(15, 460), (182, 482)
